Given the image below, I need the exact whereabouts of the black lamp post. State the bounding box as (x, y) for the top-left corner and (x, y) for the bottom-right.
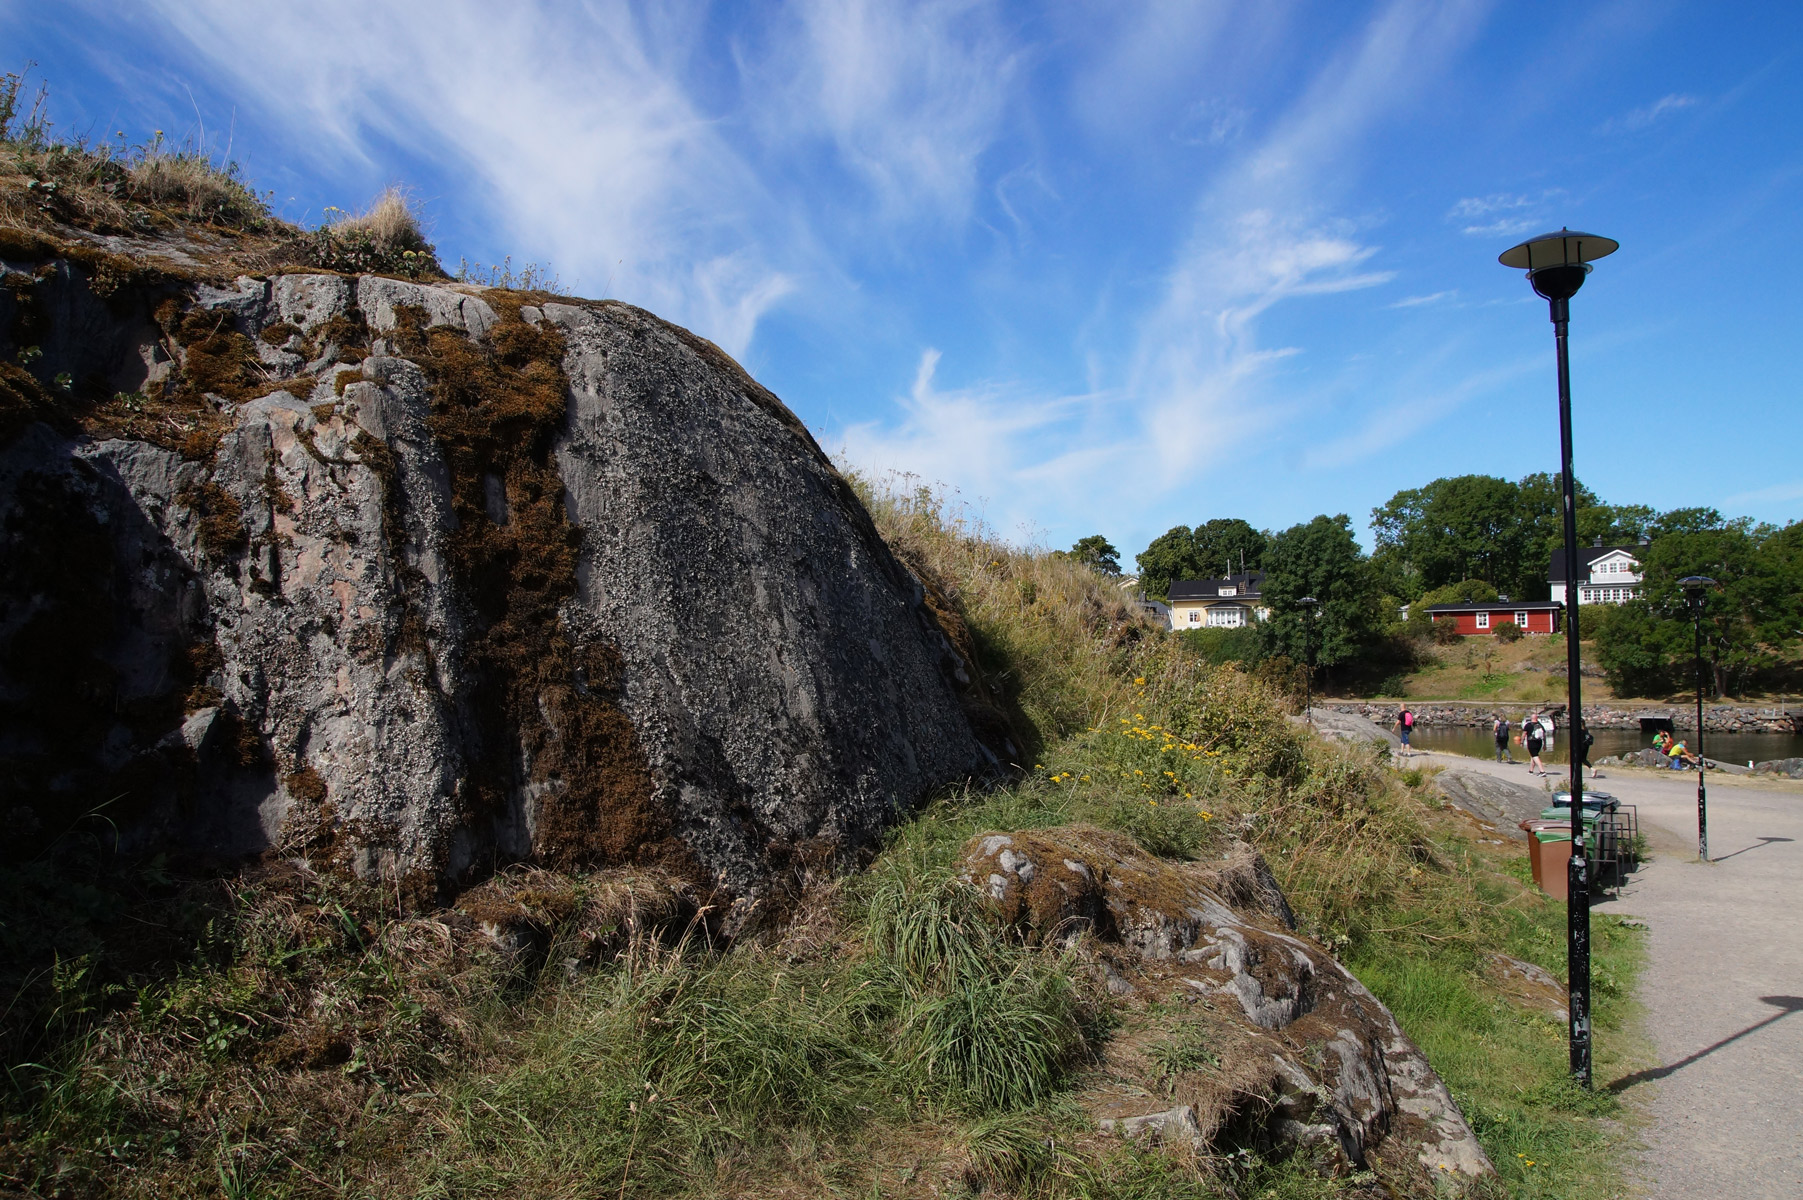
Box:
(1297, 596), (1317, 723)
(1680, 575), (1718, 861)
(1500, 227), (1618, 1090)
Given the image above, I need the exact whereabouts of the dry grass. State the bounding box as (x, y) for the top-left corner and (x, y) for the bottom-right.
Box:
(326, 187), (428, 255)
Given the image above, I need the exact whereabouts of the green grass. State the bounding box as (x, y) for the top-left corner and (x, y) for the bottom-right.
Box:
(1, 476), (1650, 1200)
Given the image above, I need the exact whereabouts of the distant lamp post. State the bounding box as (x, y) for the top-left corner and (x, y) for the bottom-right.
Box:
(1297, 596), (1318, 723)
(1680, 576), (1718, 862)
(1500, 227), (1618, 1091)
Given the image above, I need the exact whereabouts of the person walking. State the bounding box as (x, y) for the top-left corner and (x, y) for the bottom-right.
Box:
(1493, 714), (1515, 763)
(1579, 723), (1599, 778)
(1525, 711), (1547, 776)
(1397, 705), (1416, 758)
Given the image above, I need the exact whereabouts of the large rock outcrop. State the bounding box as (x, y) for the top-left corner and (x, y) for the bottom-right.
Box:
(959, 827), (1495, 1188)
(0, 256), (996, 908)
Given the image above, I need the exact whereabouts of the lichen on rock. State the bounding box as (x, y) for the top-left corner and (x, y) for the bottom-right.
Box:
(0, 251), (997, 912)
(958, 825), (1495, 1187)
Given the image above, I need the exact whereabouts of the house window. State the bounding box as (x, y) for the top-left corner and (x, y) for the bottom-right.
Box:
(1515, 611), (1528, 628)
(1207, 607), (1245, 628)
(1219, 585), (1237, 596)
(1188, 610), (1201, 623)
(1476, 612), (1490, 630)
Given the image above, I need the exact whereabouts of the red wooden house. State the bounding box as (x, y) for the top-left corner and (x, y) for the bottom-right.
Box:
(1423, 599), (1562, 636)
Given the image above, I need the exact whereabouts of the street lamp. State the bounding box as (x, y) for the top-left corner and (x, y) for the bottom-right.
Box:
(1297, 596), (1318, 724)
(1500, 227), (1618, 1090)
(1680, 575), (1718, 862)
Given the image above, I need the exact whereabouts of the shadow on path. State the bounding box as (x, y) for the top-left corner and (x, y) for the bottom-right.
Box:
(1711, 836), (1795, 862)
(1608, 996), (1803, 1093)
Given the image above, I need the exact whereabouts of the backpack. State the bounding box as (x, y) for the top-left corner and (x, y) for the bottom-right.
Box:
(1401, 710), (1414, 730)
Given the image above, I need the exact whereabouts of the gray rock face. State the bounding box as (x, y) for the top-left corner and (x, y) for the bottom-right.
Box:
(959, 827), (1494, 1182)
(1432, 767), (1551, 839)
(1294, 707), (1399, 749)
(0, 269), (993, 906)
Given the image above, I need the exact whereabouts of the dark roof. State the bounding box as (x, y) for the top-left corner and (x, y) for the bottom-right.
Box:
(1168, 571), (1264, 603)
(1424, 600), (1562, 613)
(1548, 544), (1642, 582)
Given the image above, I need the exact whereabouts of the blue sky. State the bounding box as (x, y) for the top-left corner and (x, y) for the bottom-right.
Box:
(8, 1), (1801, 560)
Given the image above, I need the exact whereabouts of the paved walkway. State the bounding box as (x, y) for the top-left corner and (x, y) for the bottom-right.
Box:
(1407, 748), (1803, 1198)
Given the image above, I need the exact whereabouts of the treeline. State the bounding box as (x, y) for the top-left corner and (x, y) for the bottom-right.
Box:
(1064, 472), (1803, 698)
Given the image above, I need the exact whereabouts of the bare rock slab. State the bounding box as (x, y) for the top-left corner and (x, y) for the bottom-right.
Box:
(959, 826), (1495, 1186)
(0, 269), (994, 909)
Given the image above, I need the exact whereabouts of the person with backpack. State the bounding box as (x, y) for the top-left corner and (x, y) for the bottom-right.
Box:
(1493, 714), (1514, 763)
(1524, 711), (1547, 776)
(1397, 706), (1416, 757)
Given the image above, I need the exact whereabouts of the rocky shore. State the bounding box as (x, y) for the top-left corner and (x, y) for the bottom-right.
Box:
(1322, 700), (1798, 735)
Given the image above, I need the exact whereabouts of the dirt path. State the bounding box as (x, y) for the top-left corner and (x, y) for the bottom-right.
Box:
(1407, 748), (1803, 1197)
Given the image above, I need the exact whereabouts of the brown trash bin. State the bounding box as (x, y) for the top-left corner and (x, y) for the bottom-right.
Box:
(1520, 820), (1573, 899)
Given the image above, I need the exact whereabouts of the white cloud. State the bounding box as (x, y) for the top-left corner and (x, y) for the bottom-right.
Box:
(744, 0), (1015, 226)
(1446, 191), (1562, 237)
(1600, 93), (1699, 134)
(1389, 290), (1457, 309)
(836, 1), (1491, 550)
(124, 0), (806, 358)
(836, 349), (1119, 541)
(1720, 480), (1803, 509)
(1172, 98), (1249, 147)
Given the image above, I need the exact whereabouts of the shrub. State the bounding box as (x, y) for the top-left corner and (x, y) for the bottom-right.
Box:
(1431, 618), (1463, 645)
(1179, 624), (1261, 666)
(1493, 620), (1523, 643)
(126, 148), (267, 229)
(289, 188), (441, 278)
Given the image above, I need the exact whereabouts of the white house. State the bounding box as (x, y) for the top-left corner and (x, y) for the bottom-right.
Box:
(1549, 538), (1647, 606)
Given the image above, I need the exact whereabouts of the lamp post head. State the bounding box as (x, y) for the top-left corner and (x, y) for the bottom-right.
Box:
(1499, 228), (1619, 302)
(1297, 596), (1317, 612)
(1679, 575), (1718, 613)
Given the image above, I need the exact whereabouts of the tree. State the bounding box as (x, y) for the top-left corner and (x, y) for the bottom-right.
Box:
(1259, 514), (1384, 674)
(1191, 518), (1267, 579)
(1592, 512), (1800, 697)
(1066, 534), (1121, 575)
(1134, 525), (1204, 600)
(1371, 475), (1530, 600)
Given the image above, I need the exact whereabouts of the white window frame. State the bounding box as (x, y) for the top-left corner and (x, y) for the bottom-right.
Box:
(1187, 609), (1201, 624)
(1515, 611), (1529, 628)
(1219, 585), (1236, 596)
(1476, 612), (1490, 630)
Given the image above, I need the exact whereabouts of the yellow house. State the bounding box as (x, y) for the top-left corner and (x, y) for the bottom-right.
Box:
(1167, 572), (1269, 631)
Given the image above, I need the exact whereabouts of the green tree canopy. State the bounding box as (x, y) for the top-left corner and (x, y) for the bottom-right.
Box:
(1065, 534), (1121, 575)
(1418, 579), (1499, 607)
(1134, 518), (1266, 599)
(1134, 525), (1202, 600)
(1191, 518), (1267, 579)
(1592, 512), (1802, 697)
(1372, 471), (1641, 602)
(1259, 514), (1384, 672)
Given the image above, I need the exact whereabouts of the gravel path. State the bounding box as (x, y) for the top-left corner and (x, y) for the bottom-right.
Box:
(1408, 748), (1803, 1197)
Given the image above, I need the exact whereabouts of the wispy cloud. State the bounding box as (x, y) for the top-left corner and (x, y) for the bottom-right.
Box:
(745, 0), (1015, 227)
(1446, 192), (1561, 238)
(1720, 480), (1803, 510)
(1599, 92), (1699, 134)
(1389, 290), (1457, 309)
(121, 1), (812, 358)
(1172, 98), (1249, 147)
(835, 349), (1117, 541)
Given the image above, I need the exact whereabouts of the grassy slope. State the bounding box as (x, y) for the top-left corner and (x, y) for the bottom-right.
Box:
(0, 492), (1646, 1198)
(1354, 635), (1616, 703)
